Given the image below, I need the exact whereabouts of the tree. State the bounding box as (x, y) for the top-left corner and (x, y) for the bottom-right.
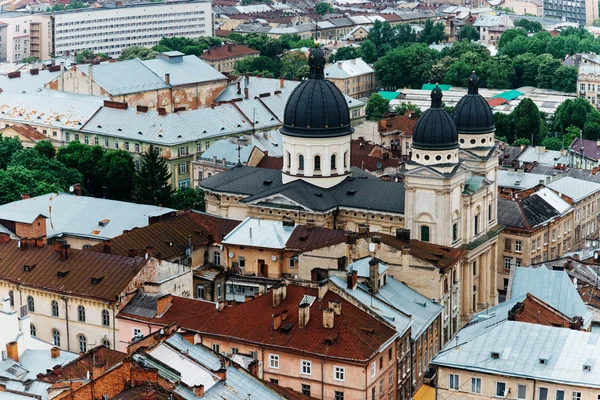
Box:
(482, 55), (514, 89)
(395, 23), (417, 45)
(553, 98), (595, 133)
(536, 55), (561, 89)
(280, 51), (308, 80)
(584, 111), (600, 140)
(0, 135), (23, 170)
(136, 144), (173, 206)
(57, 142), (105, 196)
(498, 28), (527, 49)
(365, 94), (390, 121)
(329, 47), (359, 62)
(429, 56), (454, 84)
(394, 102), (422, 117)
(181, 45), (206, 57)
(459, 25), (480, 41)
(315, 2), (333, 15)
(420, 19), (446, 44)
(169, 187), (206, 211)
(494, 112), (515, 144)
(513, 138), (531, 146)
(21, 56), (37, 63)
(444, 61), (473, 87)
(551, 66), (577, 92)
(235, 56), (281, 77)
(359, 40), (377, 64)
(375, 44), (439, 88)
(512, 98), (543, 145)
(514, 19), (543, 33)
(34, 140), (56, 159)
(541, 136), (563, 150)
(227, 33), (245, 43)
(502, 36), (530, 58)
(98, 151), (136, 201)
(119, 46), (155, 61)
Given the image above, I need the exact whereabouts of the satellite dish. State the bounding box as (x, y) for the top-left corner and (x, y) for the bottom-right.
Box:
(271, 255), (278, 262)
(69, 186), (74, 192)
(228, 251), (234, 258)
(369, 242), (376, 252)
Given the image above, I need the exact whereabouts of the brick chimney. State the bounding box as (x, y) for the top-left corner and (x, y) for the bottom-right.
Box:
(279, 77), (284, 89)
(322, 308), (334, 328)
(273, 313), (282, 330)
(215, 368), (227, 380)
(227, 43), (232, 52)
(156, 294), (172, 317)
(193, 385), (204, 397)
(329, 300), (341, 315)
(6, 341), (18, 361)
(237, 81), (241, 95)
(244, 87), (249, 99)
(317, 281), (328, 301)
(51, 347), (60, 359)
(369, 258), (380, 295)
(71, 183), (81, 196)
(21, 193), (30, 200)
(272, 283), (286, 307)
(299, 303), (310, 328)
(281, 309), (288, 321)
(57, 243), (71, 261)
(165, 73), (171, 85)
(102, 240), (112, 254)
(347, 270), (358, 290)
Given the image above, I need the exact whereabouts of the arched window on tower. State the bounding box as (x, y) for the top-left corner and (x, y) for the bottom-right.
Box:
(314, 155), (321, 171)
(474, 207), (481, 236)
(472, 285), (477, 312)
(331, 154), (337, 170)
(286, 152), (291, 169)
(298, 155), (305, 171)
(420, 226), (430, 242)
(344, 151), (348, 168)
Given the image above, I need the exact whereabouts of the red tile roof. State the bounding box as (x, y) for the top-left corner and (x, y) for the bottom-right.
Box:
(119, 295), (217, 325)
(285, 225), (348, 252)
(377, 233), (464, 271)
(200, 44), (260, 61)
(351, 140), (400, 171)
(487, 97), (508, 107)
(381, 13), (402, 22)
(256, 155), (283, 170)
(40, 346), (127, 383)
(122, 286), (396, 363)
(0, 242), (149, 302)
(8, 124), (46, 141)
(87, 211), (239, 259)
(378, 114), (418, 136)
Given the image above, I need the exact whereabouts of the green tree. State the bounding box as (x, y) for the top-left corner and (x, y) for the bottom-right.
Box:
(482, 55), (514, 89)
(584, 111), (600, 140)
(512, 98), (543, 144)
(498, 28), (527, 49)
(235, 56), (281, 77)
(227, 33), (245, 43)
(280, 51), (308, 80)
(56, 141), (105, 197)
(181, 45), (206, 56)
(359, 40), (378, 64)
(34, 140), (56, 159)
(429, 56), (454, 84)
(536, 55), (561, 89)
(365, 94), (390, 120)
(444, 61), (473, 87)
(329, 47), (359, 62)
(419, 19), (446, 44)
(553, 98), (594, 133)
(0, 135), (23, 170)
(513, 138), (531, 146)
(393, 102), (422, 117)
(21, 56), (37, 63)
(511, 53), (539, 87)
(136, 144), (173, 206)
(502, 36), (530, 58)
(315, 2), (334, 15)
(119, 46), (155, 61)
(98, 151), (136, 200)
(169, 187), (206, 211)
(375, 44), (439, 88)
(564, 126), (580, 146)
(494, 112), (515, 144)
(459, 25), (480, 41)
(514, 19), (543, 33)
(551, 66), (577, 92)
(541, 136), (563, 150)
(395, 23), (417, 45)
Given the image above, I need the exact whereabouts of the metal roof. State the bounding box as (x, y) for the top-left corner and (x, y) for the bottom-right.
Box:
(536, 187), (571, 215)
(166, 334), (222, 371)
(497, 169), (550, 190)
(517, 146), (569, 167)
(547, 176), (600, 202)
(223, 217), (295, 249)
(0, 350), (78, 382)
(76, 60), (168, 96)
(148, 343), (219, 389)
(199, 138), (254, 164)
(510, 267), (593, 327)
(0, 69), (61, 94)
(346, 257), (389, 277)
(142, 55), (226, 86)
(325, 58), (374, 79)
(0, 193), (173, 240)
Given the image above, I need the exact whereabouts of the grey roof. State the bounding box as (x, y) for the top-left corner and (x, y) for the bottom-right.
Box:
(329, 17), (353, 26)
(497, 169), (549, 190)
(201, 166), (406, 215)
(76, 59), (168, 96)
(499, 189), (570, 229)
(199, 138), (254, 164)
(142, 55), (226, 86)
(166, 334), (222, 371)
(0, 193), (173, 241)
(497, 199), (526, 228)
(517, 146), (568, 167)
(530, 164), (600, 185)
(346, 257), (388, 277)
(0, 69), (61, 94)
(433, 320), (600, 388)
(148, 343), (219, 389)
(510, 267), (593, 327)
(223, 217), (295, 249)
(325, 58), (374, 79)
(547, 176), (600, 202)
(119, 291), (163, 319)
(0, 349), (78, 382)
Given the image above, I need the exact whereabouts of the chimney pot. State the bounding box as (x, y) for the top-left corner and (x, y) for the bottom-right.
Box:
(298, 303), (310, 328)
(317, 282), (328, 301)
(279, 77), (284, 89)
(244, 87), (249, 99)
(21, 193), (30, 200)
(273, 313), (282, 330)
(227, 43), (232, 52)
(322, 308), (334, 329)
(347, 270), (358, 290)
(369, 258), (380, 294)
(102, 240), (112, 254)
(6, 341), (18, 362)
(193, 386), (205, 397)
(165, 73), (171, 86)
(328, 300), (341, 315)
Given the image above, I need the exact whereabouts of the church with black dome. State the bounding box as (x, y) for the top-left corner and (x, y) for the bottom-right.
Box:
(200, 46), (500, 321)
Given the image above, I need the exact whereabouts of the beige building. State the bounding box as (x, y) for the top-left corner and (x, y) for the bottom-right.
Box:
(200, 43), (260, 73)
(324, 58), (376, 99)
(501, 0), (543, 16)
(577, 63), (600, 107)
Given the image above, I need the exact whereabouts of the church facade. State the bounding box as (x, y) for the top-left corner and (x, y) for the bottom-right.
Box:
(200, 48), (500, 324)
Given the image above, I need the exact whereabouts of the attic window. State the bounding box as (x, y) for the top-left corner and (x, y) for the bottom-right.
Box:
(539, 358), (548, 365)
(91, 276), (104, 284)
(98, 219), (110, 227)
(57, 270), (69, 278)
(263, 180), (273, 185)
(118, 128), (122, 131)
(18, 113), (23, 117)
(97, 125), (102, 128)
(23, 264), (36, 272)
(55, 118), (60, 122)
(203, 130), (207, 134)
(584, 365), (592, 371)
(138, 132), (143, 135)
(491, 352), (500, 359)
(221, 127), (225, 130)
(237, 124), (241, 128)
(177, 135), (182, 138)
(347, 189), (357, 195)
(313, 192), (323, 197)
(36, 116), (41, 119)
(158, 134), (163, 138)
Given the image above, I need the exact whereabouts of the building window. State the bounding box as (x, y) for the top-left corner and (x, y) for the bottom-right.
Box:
(488, 204), (493, 221)
(51, 300), (59, 317)
(517, 384), (527, 400)
(114, 140), (119, 149)
(335, 392), (344, 400)
(214, 251), (221, 265)
(555, 390), (564, 400)
(505, 239), (511, 250)
(379, 379), (383, 394)
(135, 143), (140, 153)
(125, 142), (130, 151)
(421, 226), (430, 242)
(286, 152), (291, 168)
(344, 151), (348, 168)
(52, 329), (60, 347)
(515, 258), (522, 267)
(104, 138), (109, 147)
(334, 366), (345, 381)
(572, 393), (581, 400)
(102, 309), (110, 326)
(78, 335), (87, 353)
(231, 347), (239, 354)
(30, 324), (36, 337)
(84, 136), (89, 144)
(515, 240), (522, 252)
(133, 328), (142, 338)
(474, 213), (480, 235)
(217, 284), (222, 299)
(504, 257), (512, 270)
(27, 295), (34, 312)
(301, 360), (311, 375)
(179, 146), (187, 157)
(301, 384), (310, 396)
(102, 339), (110, 348)
(449, 374), (459, 390)
(471, 377), (481, 394)
(496, 382), (507, 398)
(270, 379), (278, 385)
(452, 222), (458, 242)
(179, 163), (187, 174)
(331, 154), (336, 169)
(472, 261), (477, 276)
(371, 387), (375, 400)
(8, 291), (13, 306)
(77, 305), (86, 322)
(269, 354), (279, 369)
(94, 137), (99, 145)
(212, 344), (220, 353)
(298, 154), (304, 170)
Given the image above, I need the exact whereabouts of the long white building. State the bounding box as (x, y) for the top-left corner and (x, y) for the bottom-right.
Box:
(0, 0), (212, 62)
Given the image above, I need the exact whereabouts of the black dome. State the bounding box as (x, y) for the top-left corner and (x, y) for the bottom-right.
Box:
(452, 74), (495, 134)
(280, 46), (353, 138)
(412, 85), (459, 151)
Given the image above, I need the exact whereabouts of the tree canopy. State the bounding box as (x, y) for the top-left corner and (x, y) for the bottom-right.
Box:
(366, 94), (390, 121)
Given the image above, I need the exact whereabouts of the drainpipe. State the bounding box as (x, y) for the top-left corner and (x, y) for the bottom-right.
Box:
(61, 296), (70, 351)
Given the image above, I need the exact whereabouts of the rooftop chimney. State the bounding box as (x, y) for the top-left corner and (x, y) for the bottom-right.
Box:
(57, 243), (71, 261)
(237, 81), (241, 95)
(347, 270), (358, 290)
(369, 258), (380, 295)
(102, 240), (112, 254)
(71, 183), (81, 196)
(227, 43), (232, 52)
(6, 341), (18, 362)
(395, 228), (410, 241)
(193, 386), (204, 397)
(317, 281), (328, 301)
(273, 313), (281, 330)
(279, 77), (284, 89)
(165, 73), (171, 86)
(128, 249), (138, 257)
(281, 309), (288, 321)
(328, 300), (341, 315)
(51, 347), (60, 359)
(21, 193), (30, 200)
(272, 283), (286, 307)
(299, 303), (310, 328)
(322, 308), (334, 329)
(156, 294), (172, 317)
(244, 87), (249, 99)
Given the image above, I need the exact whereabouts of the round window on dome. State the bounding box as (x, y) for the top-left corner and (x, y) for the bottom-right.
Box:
(460, 139), (465, 144)
(481, 138), (486, 144)
(416, 154), (420, 159)
(424, 155), (430, 161)
(470, 139), (476, 145)
(436, 155), (442, 161)
(447, 154), (452, 160)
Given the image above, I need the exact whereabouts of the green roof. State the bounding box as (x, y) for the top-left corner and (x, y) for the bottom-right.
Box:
(422, 84), (451, 91)
(377, 91), (401, 101)
(491, 90), (523, 101)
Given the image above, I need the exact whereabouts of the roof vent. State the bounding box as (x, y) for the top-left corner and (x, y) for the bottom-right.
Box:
(263, 180), (273, 185)
(57, 270), (69, 278)
(138, 132), (143, 135)
(347, 189), (357, 195)
(91, 276), (104, 284)
(98, 219), (110, 227)
(313, 192), (323, 197)
(583, 358), (594, 371)
(491, 351), (500, 359)
(97, 125), (102, 128)
(280, 322), (293, 334)
(118, 128), (122, 131)
(23, 264), (36, 272)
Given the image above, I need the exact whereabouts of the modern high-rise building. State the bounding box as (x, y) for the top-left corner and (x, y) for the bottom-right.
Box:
(544, 0), (599, 26)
